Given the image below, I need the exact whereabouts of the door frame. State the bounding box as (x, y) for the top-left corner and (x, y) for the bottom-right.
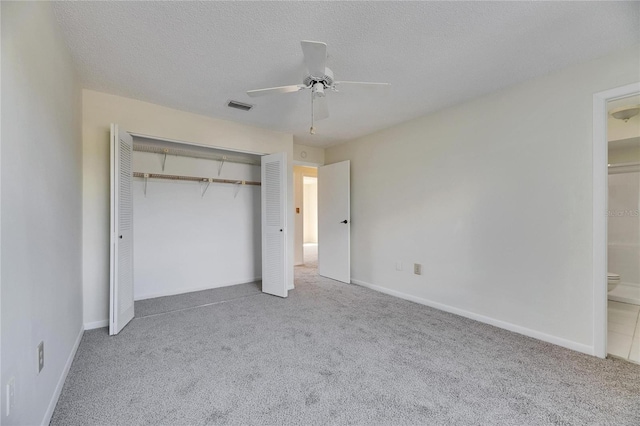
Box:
(592, 82), (640, 358)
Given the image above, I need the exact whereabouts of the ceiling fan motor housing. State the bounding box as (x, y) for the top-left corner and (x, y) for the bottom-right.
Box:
(303, 67), (334, 89)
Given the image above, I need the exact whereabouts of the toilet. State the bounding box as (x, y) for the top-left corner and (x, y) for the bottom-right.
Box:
(608, 272), (620, 292)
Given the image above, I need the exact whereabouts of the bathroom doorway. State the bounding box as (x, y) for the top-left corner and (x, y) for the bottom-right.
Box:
(593, 83), (640, 360)
(605, 94), (640, 362)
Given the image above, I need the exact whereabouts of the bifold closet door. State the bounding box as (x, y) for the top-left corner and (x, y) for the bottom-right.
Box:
(318, 160), (351, 283)
(261, 152), (288, 298)
(109, 124), (135, 335)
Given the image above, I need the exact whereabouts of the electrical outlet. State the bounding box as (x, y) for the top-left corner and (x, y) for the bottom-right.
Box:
(395, 261), (403, 271)
(414, 263), (422, 275)
(6, 377), (15, 417)
(37, 341), (44, 373)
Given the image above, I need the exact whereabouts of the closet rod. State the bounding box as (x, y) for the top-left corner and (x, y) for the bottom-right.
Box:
(133, 172), (261, 186)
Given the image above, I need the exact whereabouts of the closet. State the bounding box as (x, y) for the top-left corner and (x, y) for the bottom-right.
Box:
(109, 125), (288, 335)
(132, 136), (261, 300)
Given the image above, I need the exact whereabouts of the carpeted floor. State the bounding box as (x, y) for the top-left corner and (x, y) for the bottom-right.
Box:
(52, 261), (640, 425)
(303, 243), (318, 268)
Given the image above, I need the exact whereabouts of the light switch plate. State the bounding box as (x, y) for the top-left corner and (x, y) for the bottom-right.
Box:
(395, 261), (403, 271)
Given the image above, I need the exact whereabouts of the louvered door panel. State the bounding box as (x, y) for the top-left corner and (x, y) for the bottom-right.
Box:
(110, 124), (135, 335)
(118, 138), (133, 316)
(261, 153), (288, 297)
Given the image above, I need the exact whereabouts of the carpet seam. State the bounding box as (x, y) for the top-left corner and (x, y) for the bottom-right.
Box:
(134, 292), (266, 320)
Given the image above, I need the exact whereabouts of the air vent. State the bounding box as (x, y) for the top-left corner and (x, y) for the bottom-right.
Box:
(227, 100), (253, 111)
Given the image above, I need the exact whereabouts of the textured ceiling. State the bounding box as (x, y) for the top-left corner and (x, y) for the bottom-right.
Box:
(53, 1), (640, 147)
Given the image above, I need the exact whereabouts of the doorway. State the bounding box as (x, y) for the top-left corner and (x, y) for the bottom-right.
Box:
(294, 160), (351, 283)
(303, 175), (318, 267)
(294, 165), (318, 269)
(605, 94), (640, 362)
(593, 82), (640, 359)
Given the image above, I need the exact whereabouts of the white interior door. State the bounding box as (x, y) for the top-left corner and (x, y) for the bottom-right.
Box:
(318, 160), (350, 283)
(110, 124), (135, 335)
(261, 152), (288, 298)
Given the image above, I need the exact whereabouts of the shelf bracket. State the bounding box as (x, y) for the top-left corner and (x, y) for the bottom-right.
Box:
(161, 149), (169, 171)
(143, 173), (149, 197)
(218, 156), (227, 176)
(201, 178), (213, 198)
(233, 180), (245, 199)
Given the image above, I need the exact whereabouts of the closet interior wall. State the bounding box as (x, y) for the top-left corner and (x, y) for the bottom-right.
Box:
(132, 141), (261, 300)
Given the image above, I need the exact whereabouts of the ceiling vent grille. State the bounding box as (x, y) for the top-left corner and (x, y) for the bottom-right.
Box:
(227, 100), (253, 111)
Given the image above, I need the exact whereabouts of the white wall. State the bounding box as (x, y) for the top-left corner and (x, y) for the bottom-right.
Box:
(326, 46), (640, 354)
(133, 152), (261, 300)
(294, 167), (304, 265)
(608, 171), (640, 287)
(1, 2), (83, 424)
(294, 143), (325, 166)
(83, 90), (294, 327)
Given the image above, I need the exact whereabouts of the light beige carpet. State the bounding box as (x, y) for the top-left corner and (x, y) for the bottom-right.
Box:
(52, 263), (640, 425)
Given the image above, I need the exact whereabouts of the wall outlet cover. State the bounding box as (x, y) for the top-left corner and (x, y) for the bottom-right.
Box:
(414, 263), (422, 275)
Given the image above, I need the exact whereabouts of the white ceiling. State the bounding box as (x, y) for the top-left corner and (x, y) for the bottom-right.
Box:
(608, 94), (640, 142)
(608, 94), (640, 112)
(53, 1), (640, 147)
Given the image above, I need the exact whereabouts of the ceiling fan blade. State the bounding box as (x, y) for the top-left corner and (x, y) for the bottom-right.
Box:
(246, 84), (306, 98)
(301, 40), (327, 79)
(313, 95), (329, 121)
(333, 81), (391, 94)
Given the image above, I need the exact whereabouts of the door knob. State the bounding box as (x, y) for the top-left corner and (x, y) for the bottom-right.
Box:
(340, 220), (348, 224)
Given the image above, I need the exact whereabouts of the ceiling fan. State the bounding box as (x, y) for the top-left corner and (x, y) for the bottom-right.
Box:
(247, 40), (390, 134)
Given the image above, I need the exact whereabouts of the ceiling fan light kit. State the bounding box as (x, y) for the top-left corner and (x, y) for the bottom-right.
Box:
(610, 105), (640, 122)
(312, 82), (325, 97)
(247, 40), (390, 135)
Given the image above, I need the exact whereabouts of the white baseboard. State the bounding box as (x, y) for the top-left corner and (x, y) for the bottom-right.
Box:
(41, 325), (84, 426)
(351, 278), (593, 356)
(84, 319), (108, 330)
(134, 277), (262, 301)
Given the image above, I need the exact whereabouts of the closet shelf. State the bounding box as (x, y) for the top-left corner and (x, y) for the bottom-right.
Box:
(133, 172), (261, 186)
(133, 143), (260, 166)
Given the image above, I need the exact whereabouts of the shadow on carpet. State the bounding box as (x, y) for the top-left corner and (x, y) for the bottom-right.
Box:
(135, 281), (262, 318)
